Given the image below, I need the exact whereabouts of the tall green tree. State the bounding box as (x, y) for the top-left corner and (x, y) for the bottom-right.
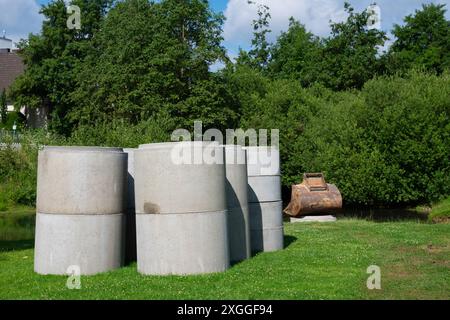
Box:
(388, 3), (450, 74)
(268, 18), (322, 86)
(317, 3), (387, 90)
(69, 0), (235, 130)
(236, 1), (272, 71)
(10, 0), (114, 134)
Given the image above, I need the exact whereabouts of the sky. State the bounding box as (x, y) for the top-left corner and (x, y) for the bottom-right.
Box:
(1, 0), (449, 57)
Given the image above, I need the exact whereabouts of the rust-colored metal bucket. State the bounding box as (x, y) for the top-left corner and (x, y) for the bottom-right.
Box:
(284, 173), (342, 217)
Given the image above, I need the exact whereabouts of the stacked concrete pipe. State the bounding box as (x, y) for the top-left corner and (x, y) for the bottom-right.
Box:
(245, 146), (284, 253)
(124, 148), (137, 263)
(135, 142), (230, 275)
(34, 146), (127, 275)
(222, 145), (251, 263)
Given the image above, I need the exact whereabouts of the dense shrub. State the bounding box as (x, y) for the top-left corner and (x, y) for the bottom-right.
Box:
(296, 71), (450, 206)
(235, 70), (449, 206)
(1, 71), (449, 209)
(69, 111), (177, 148)
(0, 131), (66, 210)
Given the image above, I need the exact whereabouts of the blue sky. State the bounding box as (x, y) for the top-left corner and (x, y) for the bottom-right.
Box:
(2, 0), (450, 57)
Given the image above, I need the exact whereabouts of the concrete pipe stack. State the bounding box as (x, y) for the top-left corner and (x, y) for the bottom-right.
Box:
(222, 145), (251, 263)
(245, 146), (284, 253)
(135, 142), (230, 275)
(124, 148), (137, 263)
(34, 146), (127, 275)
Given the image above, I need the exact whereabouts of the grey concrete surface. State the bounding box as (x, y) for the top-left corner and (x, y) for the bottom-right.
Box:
(244, 146), (284, 253)
(139, 141), (219, 150)
(248, 201), (284, 253)
(34, 146), (128, 275)
(249, 201), (284, 230)
(36, 146), (127, 215)
(34, 213), (125, 275)
(250, 226), (284, 253)
(134, 143), (226, 214)
(136, 211), (230, 275)
(228, 206), (251, 262)
(247, 175), (282, 203)
(223, 145), (251, 262)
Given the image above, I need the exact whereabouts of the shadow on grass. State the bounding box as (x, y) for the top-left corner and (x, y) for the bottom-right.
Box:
(0, 239), (34, 252)
(284, 235), (297, 249)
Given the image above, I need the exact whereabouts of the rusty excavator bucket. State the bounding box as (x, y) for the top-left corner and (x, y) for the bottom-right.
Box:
(284, 173), (342, 217)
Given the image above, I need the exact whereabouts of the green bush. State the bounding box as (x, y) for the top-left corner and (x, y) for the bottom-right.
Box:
(69, 111), (177, 148)
(236, 70), (449, 207)
(429, 196), (450, 223)
(296, 71), (450, 206)
(0, 130), (66, 209)
(0, 111), (26, 130)
(1, 71), (448, 209)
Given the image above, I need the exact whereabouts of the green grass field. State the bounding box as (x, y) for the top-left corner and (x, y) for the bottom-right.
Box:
(0, 209), (448, 300)
(429, 197), (450, 223)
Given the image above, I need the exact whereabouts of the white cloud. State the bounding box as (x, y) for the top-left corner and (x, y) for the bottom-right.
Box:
(223, 0), (348, 54)
(0, 0), (43, 47)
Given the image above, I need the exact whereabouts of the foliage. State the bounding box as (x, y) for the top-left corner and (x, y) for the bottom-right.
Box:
(388, 4), (450, 75)
(230, 69), (449, 206)
(268, 18), (321, 86)
(314, 3), (388, 90)
(238, 0), (272, 70)
(9, 0), (115, 135)
(429, 196), (450, 223)
(297, 71), (449, 206)
(0, 130), (66, 209)
(6, 1), (450, 209)
(266, 3), (388, 90)
(69, 0), (232, 131)
(69, 110), (177, 148)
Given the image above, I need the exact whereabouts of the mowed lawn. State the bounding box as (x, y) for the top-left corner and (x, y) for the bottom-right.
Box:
(0, 211), (449, 300)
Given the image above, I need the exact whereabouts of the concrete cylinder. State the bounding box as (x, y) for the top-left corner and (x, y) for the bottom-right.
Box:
(223, 145), (251, 263)
(247, 175), (282, 203)
(245, 146), (284, 253)
(245, 146), (280, 176)
(136, 211), (229, 275)
(249, 202), (284, 252)
(34, 213), (125, 275)
(34, 146), (127, 275)
(135, 142), (226, 214)
(135, 142), (230, 275)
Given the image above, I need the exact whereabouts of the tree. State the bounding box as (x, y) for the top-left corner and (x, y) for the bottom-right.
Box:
(69, 0), (235, 131)
(10, 0), (114, 135)
(268, 18), (322, 86)
(388, 3), (450, 74)
(317, 3), (388, 90)
(236, 1), (272, 71)
(0, 90), (7, 125)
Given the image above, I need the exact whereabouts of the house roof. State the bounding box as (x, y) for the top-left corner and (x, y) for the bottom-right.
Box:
(0, 51), (25, 93)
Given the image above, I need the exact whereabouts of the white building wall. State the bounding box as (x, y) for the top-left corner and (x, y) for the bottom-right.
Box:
(0, 38), (12, 50)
